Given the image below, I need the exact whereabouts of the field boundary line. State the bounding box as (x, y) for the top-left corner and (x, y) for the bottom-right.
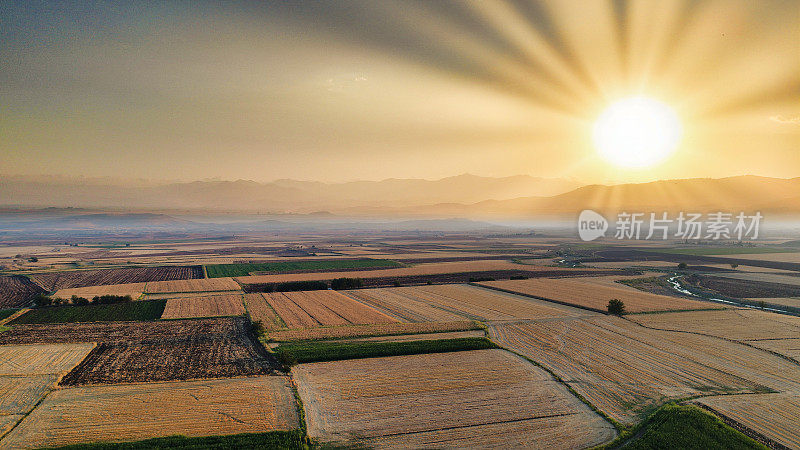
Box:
(624, 317), (800, 369)
(485, 337), (624, 435)
(470, 283), (609, 315)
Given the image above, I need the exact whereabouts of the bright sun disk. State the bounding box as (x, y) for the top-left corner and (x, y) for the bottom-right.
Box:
(593, 96), (682, 168)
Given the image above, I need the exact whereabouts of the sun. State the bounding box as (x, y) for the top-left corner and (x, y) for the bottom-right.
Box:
(593, 97), (682, 168)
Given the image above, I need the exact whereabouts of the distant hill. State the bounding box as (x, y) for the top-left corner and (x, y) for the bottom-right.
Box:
(0, 174), (579, 213)
(350, 176), (800, 218)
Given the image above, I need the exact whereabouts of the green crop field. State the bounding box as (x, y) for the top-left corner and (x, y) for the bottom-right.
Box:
(607, 404), (767, 450)
(0, 309), (18, 320)
(10, 300), (166, 324)
(205, 258), (403, 278)
(274, 337), (497, 366)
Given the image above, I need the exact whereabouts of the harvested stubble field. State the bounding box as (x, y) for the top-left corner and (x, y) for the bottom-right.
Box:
(268, 321), (481, 342)
(0, 318), (279, 385)
(695, 393), (800, 449)
(28, 266), (203, 291)
(0, 276), (45, 309)
(478, 277), (711, 313)
(488, 316), (800, 425)
(255, 291), (396, 329)
(243, 293), (284, 331)
(0, 375), (59, 416)
(294, 349), (615, 448)
(629, 309), (800, 363)
(0, 343), (95, 375)
(54, 283), (146, 301)
(344, 284), (591, 322)
(0, 376), (299, 449)
(160, 294), (245, 319)
(143, 277), (241, 294)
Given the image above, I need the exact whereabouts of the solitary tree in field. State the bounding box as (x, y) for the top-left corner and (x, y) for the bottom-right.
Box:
(608, 299), (626, 316)
(730, 263), (739, 270)
(677, 262), (688, 270)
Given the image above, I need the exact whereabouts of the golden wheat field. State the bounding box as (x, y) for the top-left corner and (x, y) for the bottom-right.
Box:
(54, 283), (147, 300)
(255, 291), (397, 329)
(487, 316), (800, 424)
(268, 321), (480, 342)
(0, 376), (299, 449)
(144, 278), (241, 294)
(0, 344), (95, 376)
(478, 278), (711, 313)
(234, 260), (551, 284)
(695, 393), (800, 448)
(160, 294), (246, 319)
(243, 293), (285, 331)
(0, 375), (59, 416)
(343, 284), (590, 323)
(293, 349), (616, 448)
(628, 309), (800, 340)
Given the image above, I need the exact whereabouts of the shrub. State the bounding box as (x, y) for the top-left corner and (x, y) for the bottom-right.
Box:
(677, 262), (688, 270)
(251, 320), (265, 337)
(392, 280), (402, 287)
(608, 298), (626, 316)
(330, 278), (363, 290)
(72, 295), (90, 306)
(33, 293), (52, 307)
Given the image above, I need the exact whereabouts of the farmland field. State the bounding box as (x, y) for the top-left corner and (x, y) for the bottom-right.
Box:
(0, 343), (96, 375)
(695, 393), (800, 448)
(243, 293), (285, 331)
(714, 272), (800, 287)
(161, 294), (245, 319)
(294, 349), (616, 448)
(344, 284), (591, 322)
(54, 283), (146, 301)
(28, 266), (203, 291)
(487, 316), (800, 424)
(0, 317), (279, 385)
(478, 277), (712, 313)
(0, 376), (299, 449)
(143, 277), (240, 294)
(257, 291), (396, 329)
(206, 258), (403, 277)
(268, 320), (481, 342)
(629, 309), (800, 363)
(9, 300), (166, 324)
(0, 276), (45, 309)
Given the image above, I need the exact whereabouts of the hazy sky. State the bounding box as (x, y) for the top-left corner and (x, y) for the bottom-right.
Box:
(1, 0), (798, 184)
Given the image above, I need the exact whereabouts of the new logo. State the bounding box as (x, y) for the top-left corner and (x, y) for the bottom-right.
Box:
(578, 210), (608, 241)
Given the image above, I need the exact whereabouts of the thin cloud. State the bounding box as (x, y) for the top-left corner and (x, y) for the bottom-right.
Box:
(770, 114), (800, 125)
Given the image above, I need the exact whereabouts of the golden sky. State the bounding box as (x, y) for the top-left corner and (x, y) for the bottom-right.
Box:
(1, 0), (798, 184)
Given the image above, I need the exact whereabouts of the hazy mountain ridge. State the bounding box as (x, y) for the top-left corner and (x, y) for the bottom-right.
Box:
(0, 174), (579, 212)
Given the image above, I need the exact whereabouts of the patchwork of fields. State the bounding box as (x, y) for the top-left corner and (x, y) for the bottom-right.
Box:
(1, 376), (299, 449)
(294, 349), (616, 448)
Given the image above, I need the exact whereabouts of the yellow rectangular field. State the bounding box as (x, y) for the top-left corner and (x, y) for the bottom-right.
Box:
(479, 277), (712, 313)
(293, 349), (616, 448)
(256, 291), (397, 329)
(268, 321), (481, 342)
(344, 284), (591, 322)
(0, 376), (299, 449)
(160, 294), (246, 319)
(0, 344), (95, 376)
(54, 283), (146, 300)
(144, 278), (241, 294)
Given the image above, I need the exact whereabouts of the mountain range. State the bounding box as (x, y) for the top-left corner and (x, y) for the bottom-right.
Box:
(2, 174), (799, 218)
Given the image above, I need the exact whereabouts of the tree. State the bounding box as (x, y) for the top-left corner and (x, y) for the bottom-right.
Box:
(677, 262), (688, 270)
(730, 263), (739, 270)
(608, 299), (626, 316)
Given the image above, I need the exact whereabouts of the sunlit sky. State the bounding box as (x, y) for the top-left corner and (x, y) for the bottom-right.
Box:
(1, 0), (798, 184)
